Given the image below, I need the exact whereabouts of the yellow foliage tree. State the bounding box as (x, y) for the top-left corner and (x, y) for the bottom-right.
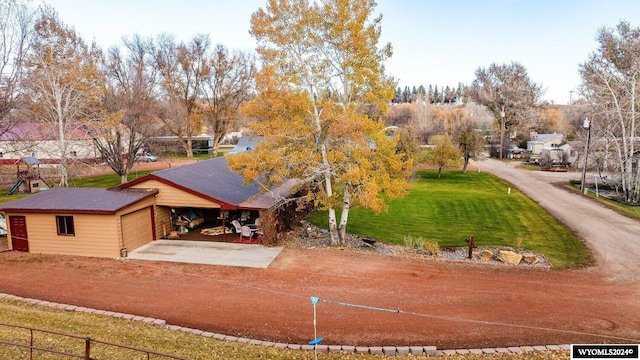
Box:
(228, 0), (412, 246)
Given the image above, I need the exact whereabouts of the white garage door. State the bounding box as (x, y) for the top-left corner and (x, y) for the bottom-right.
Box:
(121, 207), (153, 252)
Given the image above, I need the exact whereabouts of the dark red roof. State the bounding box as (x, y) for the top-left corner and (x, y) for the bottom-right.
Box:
(0, 188), (158, 214)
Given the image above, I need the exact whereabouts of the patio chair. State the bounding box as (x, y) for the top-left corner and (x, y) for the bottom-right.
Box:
(231, 220), (242, 234)
(234, 225), (258, 244)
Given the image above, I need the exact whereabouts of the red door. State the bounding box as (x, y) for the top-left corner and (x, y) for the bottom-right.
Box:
(9, 216), (28, 252)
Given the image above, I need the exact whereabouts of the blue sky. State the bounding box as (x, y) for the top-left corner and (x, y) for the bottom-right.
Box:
(44, 0), (640, 104)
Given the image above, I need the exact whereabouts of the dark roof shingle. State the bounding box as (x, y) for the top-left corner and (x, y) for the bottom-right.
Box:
(0, 188), (158, 214)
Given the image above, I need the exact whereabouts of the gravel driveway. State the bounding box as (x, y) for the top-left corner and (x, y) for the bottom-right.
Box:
(475, 158), (640, 282)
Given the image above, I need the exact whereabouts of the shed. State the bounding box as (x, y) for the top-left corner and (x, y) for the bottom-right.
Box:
(0, 188), (158, 257)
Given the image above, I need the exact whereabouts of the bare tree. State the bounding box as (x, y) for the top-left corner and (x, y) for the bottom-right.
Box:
(468, 62), (542, 158)
(580, 21), (640, 203)
(100, 35), (159, 183)
(21, 7), (103, 186)
(201, 44), (254, 157)
(0, 0), (33, 133)
(152, 34), (210, 157)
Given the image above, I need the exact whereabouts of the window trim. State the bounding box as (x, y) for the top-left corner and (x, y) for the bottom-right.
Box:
(56, 215), (75, 236)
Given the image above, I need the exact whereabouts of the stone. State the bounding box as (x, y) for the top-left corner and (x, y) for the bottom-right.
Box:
(480, 250), (494, 261)
(522, 254), (539, 264)
(497, 250), (523, 265)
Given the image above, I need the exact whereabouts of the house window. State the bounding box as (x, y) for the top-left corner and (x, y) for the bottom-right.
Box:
(56, 216), (75, 236)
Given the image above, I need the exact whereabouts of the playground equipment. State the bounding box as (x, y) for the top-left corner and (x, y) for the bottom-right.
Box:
(7, 157), (49, 195)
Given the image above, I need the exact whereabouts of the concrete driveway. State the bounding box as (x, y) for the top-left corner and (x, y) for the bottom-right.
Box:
(127, 240), (284, 268)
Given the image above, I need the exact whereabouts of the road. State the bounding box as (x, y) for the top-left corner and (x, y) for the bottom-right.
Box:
(475, 158), (640, 282)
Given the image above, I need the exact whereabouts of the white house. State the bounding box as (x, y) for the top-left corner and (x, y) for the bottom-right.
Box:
(0, 122), (100, 164)
(527, 133), (564, 155)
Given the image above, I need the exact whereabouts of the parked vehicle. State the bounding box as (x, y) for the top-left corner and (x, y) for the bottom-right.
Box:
(135, 152), (158, 162)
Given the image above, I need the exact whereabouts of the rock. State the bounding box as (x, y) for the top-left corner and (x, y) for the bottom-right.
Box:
(480, 250), (494, 261)
(497, 250), (523, 265)
(522, 254), (539, 265)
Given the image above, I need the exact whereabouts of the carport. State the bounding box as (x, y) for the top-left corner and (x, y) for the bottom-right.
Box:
(126, 240), (284, 268)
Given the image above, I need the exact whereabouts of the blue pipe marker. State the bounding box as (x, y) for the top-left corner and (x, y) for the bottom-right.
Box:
(309, 337), (323, 345)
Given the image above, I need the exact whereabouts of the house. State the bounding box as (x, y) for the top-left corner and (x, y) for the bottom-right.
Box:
(227, 136), (264, 155)
(0, 157), (306, 258)
(526, 133), (564, 155)
(0, 188), (158, 257)
(0, 122), (101, 164)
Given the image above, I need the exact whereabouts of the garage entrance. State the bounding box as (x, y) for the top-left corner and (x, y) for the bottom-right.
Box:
(121, 207), (153, 252)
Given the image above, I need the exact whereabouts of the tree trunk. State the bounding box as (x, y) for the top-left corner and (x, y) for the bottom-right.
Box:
(120, 174), (128, 184)
(337, 184), (351, 244)
(328, 208), (340, 246)
(462, 153), (470, 173)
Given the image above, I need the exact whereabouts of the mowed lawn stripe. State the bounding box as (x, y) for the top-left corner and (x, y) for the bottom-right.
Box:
(309, 170), (591, 269)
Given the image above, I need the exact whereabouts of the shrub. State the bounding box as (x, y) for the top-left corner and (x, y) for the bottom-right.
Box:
(424, 240), (439, 255)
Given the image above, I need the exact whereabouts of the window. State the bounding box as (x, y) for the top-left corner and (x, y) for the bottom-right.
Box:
(56, 216), (75, 236)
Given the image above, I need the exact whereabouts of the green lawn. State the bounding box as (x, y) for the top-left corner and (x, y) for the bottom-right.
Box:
(308, 170), (591, 269)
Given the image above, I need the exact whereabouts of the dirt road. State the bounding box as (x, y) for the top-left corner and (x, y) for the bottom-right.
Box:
(475, 158), (640, 282)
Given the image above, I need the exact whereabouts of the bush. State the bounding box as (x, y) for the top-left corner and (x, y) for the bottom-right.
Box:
(424, 240), (439, 255)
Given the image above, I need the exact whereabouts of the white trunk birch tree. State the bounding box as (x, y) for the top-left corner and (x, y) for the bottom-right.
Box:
(580, 21), (640, 203)
(228, 0), (412, 246)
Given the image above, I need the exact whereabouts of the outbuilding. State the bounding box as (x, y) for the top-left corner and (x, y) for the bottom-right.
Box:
(0, 188), (158, 257)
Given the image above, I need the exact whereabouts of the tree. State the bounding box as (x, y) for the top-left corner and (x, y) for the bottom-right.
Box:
(229, 0), (412, 246)
(101, 35), (159, 183)
(416, 134), (461, 179)
(0, 0), (33, 134)
(468, 62), (542, 159)
(152, 34), (210, 157)
(201, 44), (255, 157)
(579, 21), (640, 203)
(21, 7), (103, 186)
(454, 116), (484, 173)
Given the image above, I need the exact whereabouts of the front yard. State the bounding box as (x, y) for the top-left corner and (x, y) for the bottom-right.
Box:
(308, 169), (591, 269)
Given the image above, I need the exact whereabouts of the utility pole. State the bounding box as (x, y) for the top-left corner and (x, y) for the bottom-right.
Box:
(580, 118), (591, 194)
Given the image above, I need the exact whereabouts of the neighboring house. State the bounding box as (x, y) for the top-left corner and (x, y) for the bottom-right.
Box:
(0, 188), (158, 257)
(0, 122), (101, 164)
(227, 136), (264, 155)
(0, 156), (305, 258)
(526, 133), (565, 155)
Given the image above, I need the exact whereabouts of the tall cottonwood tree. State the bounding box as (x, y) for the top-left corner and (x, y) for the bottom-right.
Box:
(21, 8), (103, 186)
(201, 45), (254, 157)
(580, 21), (640, 203)
(229, 0), (412, 246)
(468, 62), (542, 159)
(153, 34), (210, 157)
(0, 0), (33, 132)
(101, 35), (159, 183)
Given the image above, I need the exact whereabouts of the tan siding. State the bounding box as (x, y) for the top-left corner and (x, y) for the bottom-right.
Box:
(5, 212), (121, 258)
(129, 180), (221, 208)
(3, 196), (158, 259)
(121, 207), (152, 251)
(155, 206), (172, 238)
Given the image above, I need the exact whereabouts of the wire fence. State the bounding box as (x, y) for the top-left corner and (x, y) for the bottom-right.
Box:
(0, 322), (190, 360)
